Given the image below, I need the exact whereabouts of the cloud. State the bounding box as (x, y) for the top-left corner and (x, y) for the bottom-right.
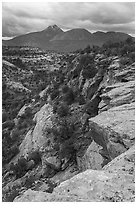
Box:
(2, 2), (135, 37)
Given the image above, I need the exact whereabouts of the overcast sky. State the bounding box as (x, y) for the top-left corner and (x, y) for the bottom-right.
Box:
(2, 2), (135, 37)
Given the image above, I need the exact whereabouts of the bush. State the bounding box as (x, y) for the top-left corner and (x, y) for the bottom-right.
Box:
(62, 85), (70, 93)
(2, 111), (8, 123)
(9, 156), (27, 178)
(3, 145), (20, 163)
(2, 185), (20, 202)
(17, 157), (28, 174)
(77, 94), (85, 105)
(2, 129), (10, 139)
(11, 128), (26, 142)
(59, 138), (77, 163)
(53, 102), (59, 114)
(50, 89), (59, 100)
(82, 65), (97, 79)
(63, 89), (75, 105)
(128, 52), (135, 63)
(83, 45), (91, 54)
(79, 54), (94, 66)
(27, 150), (41, 164)
(120, 57), (130, 66)
(18, 119), (28, 130)
(2, 120), (15, 130)
(10, 145), (20, 158)
(56, 103), (69, 117)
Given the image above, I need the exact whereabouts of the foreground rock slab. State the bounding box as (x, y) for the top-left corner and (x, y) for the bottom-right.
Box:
(14, 145), (135, 202)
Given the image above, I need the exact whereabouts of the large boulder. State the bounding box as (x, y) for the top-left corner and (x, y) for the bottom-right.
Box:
(19, 103), (61, 170)
(81, 101), (134, 170)
(19, 103), (54, 155)
(77, 141), (103, 171)
(14, 145), (135, 202)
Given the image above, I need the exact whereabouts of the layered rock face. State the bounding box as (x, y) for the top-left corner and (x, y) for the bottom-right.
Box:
(78, 61), (135, 171)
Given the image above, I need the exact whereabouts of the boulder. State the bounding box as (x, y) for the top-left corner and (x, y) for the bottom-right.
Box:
(32, 103), (54, 150)
(19, 103), (61, 172)
(77, 141), (103, 171)
(19, 103), (54, 154)
(19, 130), (34, 157)
(90, 103), (135, 144)
(17, 104), (32, 118)
(39, 85), (50, 99)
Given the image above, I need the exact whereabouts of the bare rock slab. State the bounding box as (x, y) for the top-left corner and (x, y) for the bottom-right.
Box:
(14, 145), (135, 202)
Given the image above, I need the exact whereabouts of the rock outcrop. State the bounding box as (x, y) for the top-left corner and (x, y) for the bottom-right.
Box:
(78, 62), (135, 170)
(3, 44), (135, 202)
(14, 145), (135, 202)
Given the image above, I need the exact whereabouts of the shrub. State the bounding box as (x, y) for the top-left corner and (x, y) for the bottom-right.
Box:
(9, 157), (27, 179)
(10, 145), (20, 158)
(128, 52), (135, 63)
(79, 54), (93, 66)
(83, 45), (91, 54)
(120, 57), (130, 66)
(27, 150), (41, 164)
(53, 102), (59, 114)
(2, 129), (10, 139)
(50, 89), (59, 100)
(56, 103), (69, 117)
(55, 118), (76, 143)
(82, 65), (97, 79)
(2, 120), (15, 130)
(2, 111), (8, 123)
(77, 94), (85, 105)
(62, 85), (70, 93)
(59, 138), (77, 163)
(11, 128), (25, 141)
(3, 145), (20, 163)
(2, 185), (20, 202)
(63, 89), (75, 105)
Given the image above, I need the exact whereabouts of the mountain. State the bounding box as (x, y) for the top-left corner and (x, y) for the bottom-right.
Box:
(51, 28), (92, 41)
(3, 25), (64, 48)
(3, 25), (132, 52)
(91, 31), (131, 46)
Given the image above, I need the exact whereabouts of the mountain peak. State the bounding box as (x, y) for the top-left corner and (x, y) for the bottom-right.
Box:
(41, 24), (63, 35)
(46, 24), (61, 31)
(49, 24), (59, 29)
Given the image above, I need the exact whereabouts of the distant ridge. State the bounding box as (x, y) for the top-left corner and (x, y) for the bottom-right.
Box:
(3, 24), (132, 52)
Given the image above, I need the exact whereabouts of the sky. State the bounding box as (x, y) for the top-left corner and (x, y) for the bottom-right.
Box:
(2, 2), (135, 38)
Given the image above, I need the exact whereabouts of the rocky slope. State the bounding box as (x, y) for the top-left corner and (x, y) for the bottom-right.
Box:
(2, 39), (135, 202)
(14, 145), (135, 202)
